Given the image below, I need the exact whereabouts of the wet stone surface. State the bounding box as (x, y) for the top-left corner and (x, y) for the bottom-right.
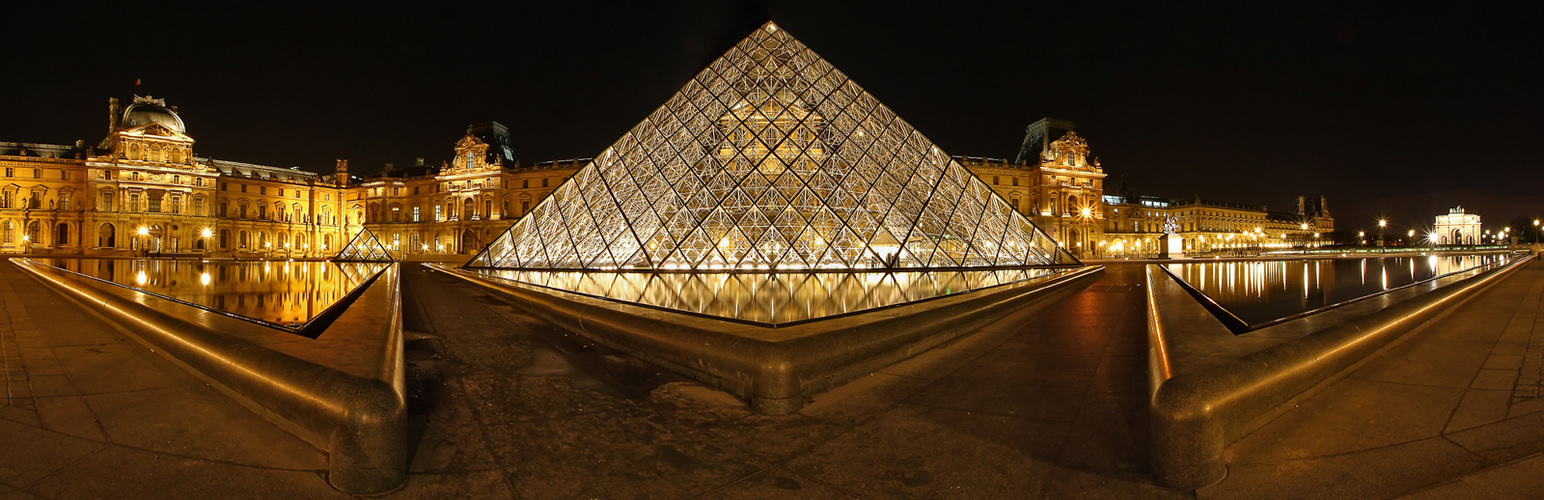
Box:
(393, 262), (1165, 498)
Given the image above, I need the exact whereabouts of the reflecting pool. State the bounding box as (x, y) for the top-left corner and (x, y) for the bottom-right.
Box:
(29, 258), (388, 333)
(1164, 254), (1514, 331)
(470, 268), (1070, 326)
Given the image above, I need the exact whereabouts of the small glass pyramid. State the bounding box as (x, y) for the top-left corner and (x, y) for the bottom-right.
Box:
(334, 228), (394, 262)
(469, 22), (1077, 271)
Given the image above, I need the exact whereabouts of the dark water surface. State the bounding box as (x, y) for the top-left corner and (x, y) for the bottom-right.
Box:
(32, 258), (387, 328)
(1164, 254), (1514, 328)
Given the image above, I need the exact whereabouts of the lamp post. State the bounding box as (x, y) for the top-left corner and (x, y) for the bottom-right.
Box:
(1079, 207), (1093, 259)
(1407, 229), (1415, 248)
(1534, 219), (1541, 244)
(1377, 219), (1388, 252)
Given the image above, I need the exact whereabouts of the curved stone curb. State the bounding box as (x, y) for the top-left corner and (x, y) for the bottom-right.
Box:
(431, 264), (1103, 415)
(1146, 254), (1535, 490)
(11, 259), (407, 494)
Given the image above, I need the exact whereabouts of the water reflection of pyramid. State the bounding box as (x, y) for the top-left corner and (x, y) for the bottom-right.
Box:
(469, 22), (1077, 271)
(335, 228), (394, 262)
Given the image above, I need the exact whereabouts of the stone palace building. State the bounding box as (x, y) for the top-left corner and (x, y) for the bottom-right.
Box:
(1, 97), (1329, 260)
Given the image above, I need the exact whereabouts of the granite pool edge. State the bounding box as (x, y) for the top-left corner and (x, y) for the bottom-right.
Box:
(429, 263), (1103, 415)
(1144, 253), (1535, 490)
(9, 258), (408, 495)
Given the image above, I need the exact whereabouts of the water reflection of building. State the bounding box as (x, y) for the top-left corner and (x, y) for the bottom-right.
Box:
(958, 118), (1334, 258)
(1434, 206), (1481, 245)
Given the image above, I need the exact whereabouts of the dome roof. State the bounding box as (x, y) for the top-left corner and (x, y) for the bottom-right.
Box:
(120, 101), (186, 133)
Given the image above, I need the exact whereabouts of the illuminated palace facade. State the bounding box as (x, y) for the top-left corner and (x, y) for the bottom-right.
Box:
(0, 96), (579, 259)
(958, 118), (1334, 258)
(3, 98), (1324, 260)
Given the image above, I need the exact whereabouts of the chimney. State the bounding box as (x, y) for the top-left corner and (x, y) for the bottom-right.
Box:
(1319, 195), (1329, 216)
(106, 97), (120, 137)
(1296, 196), (1306, 215)
(335, 159), (349, 187)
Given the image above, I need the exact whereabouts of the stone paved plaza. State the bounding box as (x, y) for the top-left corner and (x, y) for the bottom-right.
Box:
(2, 260), (1543, 498)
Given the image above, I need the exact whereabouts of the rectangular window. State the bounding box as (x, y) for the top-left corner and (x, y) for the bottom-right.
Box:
(260, 186), (266, 195)
(258, 205), (266, 219)
(61, 170), (68, 180)
(103, 191), (113, 211)
(193, 198), (202, 216)
(169, 196), (181, 214)
(1012, 177), (1018, 186)
(522, 179), (529, 188)
(241, 184), (247, 193)
(414, 186), (420, 195)
(278, 188), (284, 197)
(992, 176), (999, 185)
(219, 202), (228, 217)
(412, 206), (420, 222)
(148, 196), (161, 213)
(541, 178), (548, 187)
(4, 167), (11, 177)
(392, 187), (399, 196)
(33, 169), (41, 179)
(435, 205), (442, 220)
(129, 193), (140, 212)
(522, 201), (530, 213)
(240, 205), (247, 218)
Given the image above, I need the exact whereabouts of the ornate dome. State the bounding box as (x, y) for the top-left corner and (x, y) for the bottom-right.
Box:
(119, 96), (186, 133)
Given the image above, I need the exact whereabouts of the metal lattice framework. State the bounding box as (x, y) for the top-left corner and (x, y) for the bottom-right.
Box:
(334, 228), (394, 262)
(469, 22), (1076, 271)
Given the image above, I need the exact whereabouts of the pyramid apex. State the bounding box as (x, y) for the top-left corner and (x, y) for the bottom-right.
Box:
(761, 20), (779, 31)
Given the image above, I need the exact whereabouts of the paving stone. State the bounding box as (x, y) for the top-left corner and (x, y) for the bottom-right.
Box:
(1403, 453), (1544, 499)
(1471, 369), (1519, 390)
(83, 386), (326, 470)
(1446, 389), (1513, 433)
(0, 418), (105, 487)
(787, 404), (1066, 499)
(1041, 465), (1187, 500)
(906, 363), (1092, 421)
(26, 374), (76, 397)
(1228, 377), (1465, 463)
(1201, 437), (1488, 500)
(1483, 354), (1525, 370)
(494, 408), (766, 500)
(52, 342), (186, 395)
(702, 465), (854, 500)
(1447, 402), (1544, 463)
(1509, 398), (1544, 418)
(34, 395), (106, 441)
(23, 445), (341, 499)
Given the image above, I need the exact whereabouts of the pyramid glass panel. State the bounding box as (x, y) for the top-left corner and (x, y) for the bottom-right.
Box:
(335, 228), (394, 262)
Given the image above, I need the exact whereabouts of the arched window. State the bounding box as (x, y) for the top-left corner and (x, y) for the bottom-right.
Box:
(2, 221), (11, 243)
(463, 198), (475, 220)
(239, 230), (249, 249)
(220, 229), (230, 249)
(99, 223), (115, 248)
(323, 234), (333, 251)
(55, 223), (68, 246)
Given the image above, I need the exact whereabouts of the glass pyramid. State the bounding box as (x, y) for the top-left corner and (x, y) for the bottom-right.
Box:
(468, 22), (1078, 271)
(334, 228), (394, 262)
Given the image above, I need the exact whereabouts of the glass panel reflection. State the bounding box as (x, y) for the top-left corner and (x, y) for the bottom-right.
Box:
(472, 268), (1068, 326)
(1165, 254), (1513, 328)
(32, 258), (387, 329)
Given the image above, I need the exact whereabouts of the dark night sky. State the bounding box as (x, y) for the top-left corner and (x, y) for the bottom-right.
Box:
(5, 1), (1541, 236)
